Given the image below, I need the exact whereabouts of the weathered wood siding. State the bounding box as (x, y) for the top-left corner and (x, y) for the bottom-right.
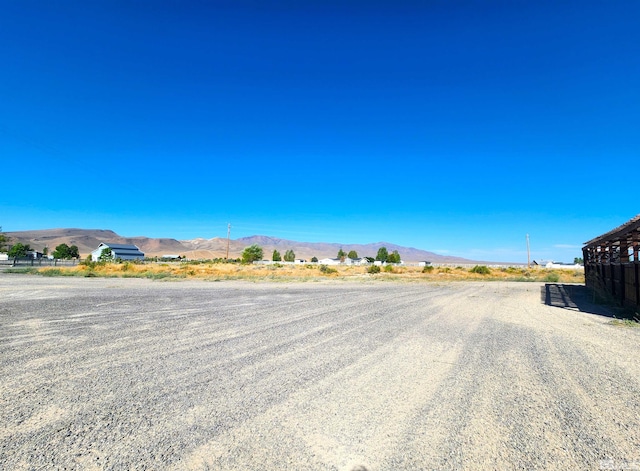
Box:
(583, 215), (640, 309)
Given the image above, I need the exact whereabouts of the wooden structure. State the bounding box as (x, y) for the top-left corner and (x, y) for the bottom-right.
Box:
(583, 215), (640, 308)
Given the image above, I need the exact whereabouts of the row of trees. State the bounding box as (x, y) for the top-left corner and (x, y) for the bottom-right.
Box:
(272, 249), (296, 262)
(240, 244), (402, 264)
(374, 247), (401, 263)
(337, 248), (359, 261)
(1, 229), (80, 259)
(1, 239), (80, 260)
(336, 247), (401, 263)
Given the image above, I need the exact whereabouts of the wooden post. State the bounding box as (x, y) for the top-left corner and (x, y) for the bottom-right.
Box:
(635, 261), (640, 307)
(620, 241), (630, 263)
(620, 262), (626, 305)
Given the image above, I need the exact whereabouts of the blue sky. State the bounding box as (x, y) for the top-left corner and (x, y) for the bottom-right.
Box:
(1, 1), (638, 262)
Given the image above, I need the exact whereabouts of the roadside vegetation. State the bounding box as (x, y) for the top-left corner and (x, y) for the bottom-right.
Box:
(4, 260), (585, 283)
(608, 318), (640, 328)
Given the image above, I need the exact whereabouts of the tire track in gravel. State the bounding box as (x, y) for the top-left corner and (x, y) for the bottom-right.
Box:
(178, 286), (468, 471)
(384, 283), (640, 471)
(2, 279), (453, 469)
(179, 284), (489, 470)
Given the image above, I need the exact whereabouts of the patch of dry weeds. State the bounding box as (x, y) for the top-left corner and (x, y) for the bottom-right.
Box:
(26, 263), (585, 284)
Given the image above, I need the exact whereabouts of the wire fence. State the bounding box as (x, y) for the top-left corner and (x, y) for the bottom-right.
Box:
(0, 258), (79, 267)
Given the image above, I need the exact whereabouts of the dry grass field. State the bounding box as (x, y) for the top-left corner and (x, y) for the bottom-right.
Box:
(10, 262), (585, 284)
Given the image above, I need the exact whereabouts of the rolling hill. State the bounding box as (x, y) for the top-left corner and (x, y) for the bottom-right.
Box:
(3, 228), (477, 263)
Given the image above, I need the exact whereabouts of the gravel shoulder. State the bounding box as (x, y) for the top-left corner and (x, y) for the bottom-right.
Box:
(1, 276), (639, 470)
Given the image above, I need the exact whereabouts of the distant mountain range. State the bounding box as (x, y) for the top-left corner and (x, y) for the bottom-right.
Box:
(4, 228), (478, 263)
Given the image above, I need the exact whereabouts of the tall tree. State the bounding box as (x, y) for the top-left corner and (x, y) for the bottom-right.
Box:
(387, 250), (401, 263)
(98, 247), (113, 262)
(347, 250), (358, 260)
(337, 248), (346, 262)
(52, 244), (80, 259)
(284, 249), (295, 262)
(272, 250), (281, 261)
(53, 243), (72, 259)
(8, 242), (31, 258)
(69, 245), (80, 259)
(0, 227), (10, 252)
(375, 247), (389, 263)
(241, 244), (263, 263)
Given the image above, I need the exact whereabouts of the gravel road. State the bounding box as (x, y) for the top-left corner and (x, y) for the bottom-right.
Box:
(1, 276), (639, 470)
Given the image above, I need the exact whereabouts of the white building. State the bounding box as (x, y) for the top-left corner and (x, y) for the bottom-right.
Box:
(318, 258), (341, 265)
(91, 243), (145, 261)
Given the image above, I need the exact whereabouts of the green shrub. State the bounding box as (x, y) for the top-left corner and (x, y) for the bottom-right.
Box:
(319, 264), (337, 274)
(422, 265), (434, 273)
(144, 271), (175, 279)
(81, 258), (97, 269)
(367, 265), (381, 274)
(6, 267), (38, 274)
(470, 265), (491, 275)
(545, 272), (560, 282)
(384, 264), (394, 273)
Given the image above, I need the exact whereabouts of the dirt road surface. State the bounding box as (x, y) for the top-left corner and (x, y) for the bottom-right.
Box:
(1, 276), (639, 470)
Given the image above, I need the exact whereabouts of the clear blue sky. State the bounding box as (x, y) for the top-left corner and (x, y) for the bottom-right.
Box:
(1, 1), (638, 262)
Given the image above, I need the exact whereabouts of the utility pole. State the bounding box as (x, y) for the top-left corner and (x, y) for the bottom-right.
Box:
(526, 233), (531, 268)
(226, 223), (231, 260)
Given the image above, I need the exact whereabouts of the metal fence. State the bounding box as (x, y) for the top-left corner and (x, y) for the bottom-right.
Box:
(0, 258), (78, 268)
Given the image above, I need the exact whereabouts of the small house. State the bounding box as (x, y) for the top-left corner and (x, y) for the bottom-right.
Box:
(318, 258), (341, 265)
(161, 254), (182, 261)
